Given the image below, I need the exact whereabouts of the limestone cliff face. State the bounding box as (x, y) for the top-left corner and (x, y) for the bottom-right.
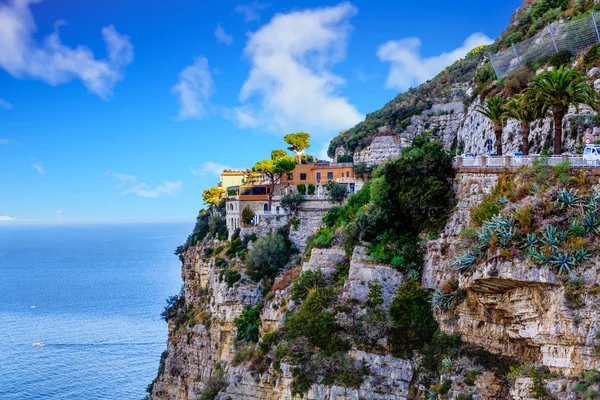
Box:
(150, 243), (416, 400)
(423, 171), (600, 398)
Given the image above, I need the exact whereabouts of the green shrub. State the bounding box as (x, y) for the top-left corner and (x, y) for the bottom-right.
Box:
(297, 184), (306, 195)
(389, 279), (438, 358)
(548, 49), (573, 68)
(337, 154), (354, 163)
(471, 196), (501, 227)
(464, 370), (482, 386)
(285, 287), (349, 355)
(242, 206), (255, 226)
(197, 367), (227, 400)
(325, 181), (349, 204)
(307, 184), (316, 195)
(324, 206), (347, 228)
(367, 282), (384, 307)
(584, 43), (600, 68)
(313, 226), (334, 248)
(290, 270), (328, 301)
(258, 331), (277, 355)
(280, 193), (305, 214)
(246, 231), (294, 281)
(234, 303), (263, 343)
(217, 224), (228, 241)
(222, 269), (241, 288)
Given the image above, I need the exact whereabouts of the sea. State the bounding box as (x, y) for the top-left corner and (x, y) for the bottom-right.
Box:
(0, 222), (192, 399)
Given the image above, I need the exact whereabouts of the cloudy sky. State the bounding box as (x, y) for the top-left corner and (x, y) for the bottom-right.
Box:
(0, 0), (521, 221)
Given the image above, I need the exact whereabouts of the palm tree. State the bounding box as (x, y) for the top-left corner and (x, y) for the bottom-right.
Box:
(526, 66), (599, 154)
(476, 95), (507, 156)
(504, 94), (541, 156)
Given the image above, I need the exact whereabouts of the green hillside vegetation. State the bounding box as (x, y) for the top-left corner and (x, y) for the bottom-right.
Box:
(328, 0), (600, 159)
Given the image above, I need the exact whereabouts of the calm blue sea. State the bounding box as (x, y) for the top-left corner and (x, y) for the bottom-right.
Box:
(0, 222), (191, 400)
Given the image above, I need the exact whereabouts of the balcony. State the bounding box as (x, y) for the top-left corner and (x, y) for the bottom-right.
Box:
(336, 177), (357, 184)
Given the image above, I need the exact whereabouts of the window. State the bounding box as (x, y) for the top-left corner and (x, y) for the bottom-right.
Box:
(327, 172), (333, 181)
(287, 173), (293, 180)
(316, 172), (321, 182)
(300, 173), (307, 181)
(346, 172), (349, 177)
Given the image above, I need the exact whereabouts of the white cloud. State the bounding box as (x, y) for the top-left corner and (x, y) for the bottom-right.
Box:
(215, 24), (233, 45)
(190, 161), (240, 177)
(54, 208), (64, 219)
(234, 2), (271, 22)
(0, 98), (13, 109)
(108, 172), (183, 198)
(377, 32), (493, 91)
(32, 161), (45, 176)
(0, 215), (15, 221)
(172, 56), (215, 120)
(232, 2), (364, 136)
(0, 0), (134, 99)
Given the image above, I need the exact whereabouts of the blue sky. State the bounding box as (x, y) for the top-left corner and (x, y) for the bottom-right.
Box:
(0, 0), (522, 222)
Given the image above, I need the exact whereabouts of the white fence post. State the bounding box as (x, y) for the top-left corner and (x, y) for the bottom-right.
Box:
(548, 24), (559, 53)
(511, 44), (522, 68)
(593, 12), (600, 43)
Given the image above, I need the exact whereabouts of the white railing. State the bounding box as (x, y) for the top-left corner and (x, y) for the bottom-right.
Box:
(462, 157), (480, 167)
(457, 154), (600, 170)
(486, 156), (506, 168)
(254, 210), (291, 216)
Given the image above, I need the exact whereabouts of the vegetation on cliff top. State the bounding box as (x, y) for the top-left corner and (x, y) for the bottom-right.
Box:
(453, 159), (600, 285)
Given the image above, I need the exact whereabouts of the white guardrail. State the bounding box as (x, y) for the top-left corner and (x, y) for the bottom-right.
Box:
(457, 155), (600, 169)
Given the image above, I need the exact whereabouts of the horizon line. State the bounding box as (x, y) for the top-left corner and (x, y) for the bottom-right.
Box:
(0, 218), (196, 226)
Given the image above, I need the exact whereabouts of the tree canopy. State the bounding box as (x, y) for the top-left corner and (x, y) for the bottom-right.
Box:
(202, 187), (226, 206)
(526, 66), (599, 154)
(271, 149), (288, 160)
(284, 132), (311, 160)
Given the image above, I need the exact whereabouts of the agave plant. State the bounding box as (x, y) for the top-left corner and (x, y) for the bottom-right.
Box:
(484, 214), (512, 233)
(441, 358), (453, 368)
(524, 246), (540, 260)
(556, 188), (581, 208)
(550, 251), (575, 276)
(582, 211), (600, 235)
(427, 390), (437, 399)
(573, 248), (591, 264)
(496, 196), (509, 206)
(530, 249), (550, 265)
(542, 225), (561, 248)
(497, 226), (517, 247)
(584, 196), (599, 213)
(531, 185), (540, 194)
(557, 227), (569, 243)
(406, 269), (421, 280)
(452, 253), (477, 272)
(569, 219), (586, 237)
(431, 289), (454, 312)
(522, 233), (538, 249)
